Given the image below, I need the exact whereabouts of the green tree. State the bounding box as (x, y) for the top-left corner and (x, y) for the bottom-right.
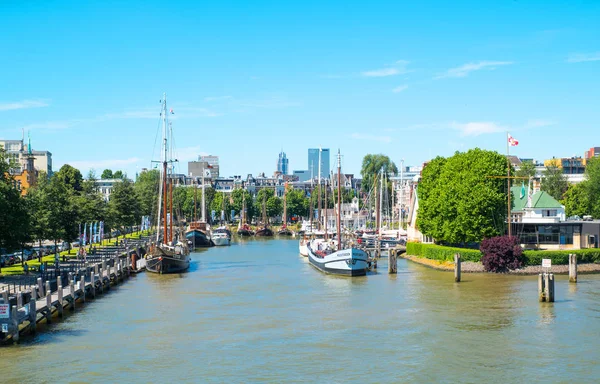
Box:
(54, 164), (84, 193)
(78, 172), (108, 225)
(113, 170), (124, 179)
(108, 179), (140, 238)
(515, 160), (536, 183)
(266, 194), (283, 219)
(285, 189), (309, 219)
(101, 169), (113, 179)
(360, 154), (398, 192)
(584, 157), (600, 219)
(231, 188), (254, 222)
(0, 149), (31, 254)
(134, 169), (160, 218)
(43, 176), (79, 251)
(563, 182), (591, 218)
(417, 148), (508, 244)
(541, 165), (568, 201)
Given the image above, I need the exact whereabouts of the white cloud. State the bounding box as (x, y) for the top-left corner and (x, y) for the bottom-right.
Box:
(451, 121), (507, 136)
(435, 61), (513, 79)
(567, 52), (600, 63)
(350, 133), (392, 143)
(0, 99), (49, 111)
(392, 85), (408, 93)
(69, 157), (142, 171)
(525, 119), (556, 129)
(362, 68), (399, 77)
(362, 60), (412, 77)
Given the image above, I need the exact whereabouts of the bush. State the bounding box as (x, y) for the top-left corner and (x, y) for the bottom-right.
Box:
(523, 248), (600, 266)
(406, 242), (482, 262)
(480, 236), (523, 272)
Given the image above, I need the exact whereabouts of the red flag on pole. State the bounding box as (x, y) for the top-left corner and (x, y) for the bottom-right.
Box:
(508, 134), (519, 146)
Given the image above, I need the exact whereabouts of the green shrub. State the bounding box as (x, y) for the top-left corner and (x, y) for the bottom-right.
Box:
(523, 249), (600, 266)
(406, 242), (482, 262)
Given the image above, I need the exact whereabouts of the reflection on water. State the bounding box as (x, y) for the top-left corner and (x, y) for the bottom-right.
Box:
(0, 239), (600, 383)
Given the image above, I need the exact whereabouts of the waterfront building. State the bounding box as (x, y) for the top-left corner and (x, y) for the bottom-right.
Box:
(584, 147), (600, 164)
(544, 156), (585, 175)
(277, 151), (289, 175)
(97, 178), (130, 201)
(0, 138), (52, 176)
(323, 198), (368, 230)
(244, 173), (286, 197)
(293, 170), (311, 182)
(188, 154), (219, 179)
(308, 148), (330, 180)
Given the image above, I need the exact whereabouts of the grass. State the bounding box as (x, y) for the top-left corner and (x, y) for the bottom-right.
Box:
(0, 230), (152, 277)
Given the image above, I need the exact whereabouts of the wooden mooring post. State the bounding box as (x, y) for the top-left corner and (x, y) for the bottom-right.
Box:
(569, 253), (577, 283)
(538, 273), (555, 302)
(454, 253), (461, 282)
(388, 249), (397, 274)
(56, 276), (64, 318)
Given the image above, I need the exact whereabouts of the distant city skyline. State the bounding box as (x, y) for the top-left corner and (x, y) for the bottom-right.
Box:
(1, 1), (598, 178)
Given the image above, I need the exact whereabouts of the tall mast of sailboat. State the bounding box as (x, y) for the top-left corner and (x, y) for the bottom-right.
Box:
(336, 150), (342, 250)
(162, 94), (168, 244)
(378, 168), (383, 237)
(201, 167), (206, 222)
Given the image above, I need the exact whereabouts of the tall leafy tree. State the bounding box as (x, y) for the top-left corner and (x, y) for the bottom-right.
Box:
(515, 160), (536, 183)
(541, 165), (568, 201)
(113, 170), (124, 179)
(44, 176), (79, 250)
(108, 179), (140, 238)
(563, 182), (591, 218)
(101, 169), (113, 179)
(134, 169), (160, 218)
(266, 194), (283, 218)
(285, 189), (309, 219)
(231, 188), (254, 221)
(54, 164), (84, 193)
(360, 154), (398, 193)
(78, 171), (108, 224)
(0, 149), (31, 253)
(417, 149), (508, 244)
(584, 157), (600, 219)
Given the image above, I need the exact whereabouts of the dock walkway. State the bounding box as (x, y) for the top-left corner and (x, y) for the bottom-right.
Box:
(0, 237), (151, 344)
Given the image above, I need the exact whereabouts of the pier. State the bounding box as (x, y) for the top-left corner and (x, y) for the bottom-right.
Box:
(0, 236), (151, 344)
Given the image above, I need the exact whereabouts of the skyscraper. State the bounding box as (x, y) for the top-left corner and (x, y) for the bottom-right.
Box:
(277, 151), (289, 175)
(308, 148), (330, 179)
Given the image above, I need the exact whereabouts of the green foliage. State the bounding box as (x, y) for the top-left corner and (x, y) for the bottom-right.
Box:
(541, 165), (568, 201)
(522, 248), (600, 266)
(563, 182), (591, 218)
(0, 149), (31, 251)
(54, 164), (84, 193)
(43, 176), (79, 244)
(514, 160), (536, 182)
(406, 242), (482, 262)
(285, 189), (309, 219)
(108, 179), (140, 232)
(101, 169), (113, 179)
(266, 194), (283, 218)
(360, 154), (398, 192)
(584, 157), (600, 219)
(417, 148), (508, 244)
(134, 169), (160, 218)
(113, 170), (124, 179)
(231, 188), (254, 221)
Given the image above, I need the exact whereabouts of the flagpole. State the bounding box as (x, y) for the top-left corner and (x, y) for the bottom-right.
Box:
(507, 131), (511, 238)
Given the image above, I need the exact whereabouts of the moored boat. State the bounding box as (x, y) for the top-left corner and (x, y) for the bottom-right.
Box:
(186, 221), (214, 247)
(212, 226), (231, 246)
(146, 93), (191, 274)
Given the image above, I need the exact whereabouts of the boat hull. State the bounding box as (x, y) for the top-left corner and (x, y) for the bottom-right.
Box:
(186, 229), (214, 247)
(307, 243), (368, 276)
(213, 236), (231, 246)
(255, 227), (274, 237)
(146, 255), (190, 274)
(237, 229), (254, 237)
(299, 241), (308, 257)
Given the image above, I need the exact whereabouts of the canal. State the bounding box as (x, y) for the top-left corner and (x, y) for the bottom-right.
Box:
(1, 238), (599, 383)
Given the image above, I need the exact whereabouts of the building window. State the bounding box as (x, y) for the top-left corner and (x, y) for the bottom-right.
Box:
(542, 210), (557, 217)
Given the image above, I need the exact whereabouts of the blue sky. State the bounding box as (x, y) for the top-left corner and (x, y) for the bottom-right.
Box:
(1, 0), (599, 178)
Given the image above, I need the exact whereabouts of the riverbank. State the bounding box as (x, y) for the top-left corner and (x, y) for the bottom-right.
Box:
(400, 253), (600, 275)
(0, 230), (153, 277)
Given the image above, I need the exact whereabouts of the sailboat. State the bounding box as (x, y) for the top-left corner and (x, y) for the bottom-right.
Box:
(186, 172), (214, 248)
(147, 94), (191, 274)
(237, 192), (254, 236)
(307, 150), (369, 276)
(255, 193), (274, 237)
(212, 192), (232, 246)
(278, 182), (293, 236)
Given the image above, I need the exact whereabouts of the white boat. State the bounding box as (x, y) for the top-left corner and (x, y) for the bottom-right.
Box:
(299, 237), (309, 256)
(307, 150), (369, 277)
(212, 231), (231, 246)
(307, 238), (369, 276)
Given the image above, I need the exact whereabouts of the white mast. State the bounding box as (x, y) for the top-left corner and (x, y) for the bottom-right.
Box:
(201, 167), (206, 222)
(399, 159), (404, 234)
(378, 168), (383, 235)
(156, 93), (167, 243)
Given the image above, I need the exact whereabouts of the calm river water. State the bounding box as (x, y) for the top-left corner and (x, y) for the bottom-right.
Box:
(1, 238), (600, 383)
